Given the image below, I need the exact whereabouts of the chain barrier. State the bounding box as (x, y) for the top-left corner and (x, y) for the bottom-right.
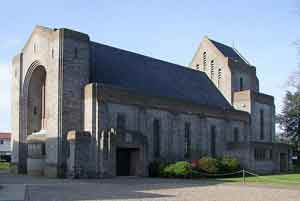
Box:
(191, 169), (265, 184)
(192, 170), (244, 177)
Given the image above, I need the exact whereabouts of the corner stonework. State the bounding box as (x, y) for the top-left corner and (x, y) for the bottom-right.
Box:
(67, 130), (95, 178)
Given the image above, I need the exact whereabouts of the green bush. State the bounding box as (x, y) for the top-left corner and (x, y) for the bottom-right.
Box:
(218, 157), (240, 173)
(162, 161), (191, 178)
(148, 161), (167, 177)
(197, 157), (219, 173)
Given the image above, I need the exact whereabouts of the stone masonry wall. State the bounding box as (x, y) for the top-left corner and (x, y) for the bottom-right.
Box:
(100, 102), (248, 165)
(189, 37), (232, 104)
(12, 26), (60, 176)
(60, 29), (90, 176)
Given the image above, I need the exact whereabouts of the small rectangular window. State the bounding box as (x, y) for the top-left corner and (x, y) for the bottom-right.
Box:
(0, 140), (3, 144)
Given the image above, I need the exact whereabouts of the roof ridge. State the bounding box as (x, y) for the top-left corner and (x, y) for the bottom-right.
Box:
(207, 38), (249, 64)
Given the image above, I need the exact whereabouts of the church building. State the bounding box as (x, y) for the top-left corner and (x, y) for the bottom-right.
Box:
(11, 26), (291, 177)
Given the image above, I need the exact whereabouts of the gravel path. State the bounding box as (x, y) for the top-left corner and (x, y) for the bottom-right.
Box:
(1, 174), (300, 201)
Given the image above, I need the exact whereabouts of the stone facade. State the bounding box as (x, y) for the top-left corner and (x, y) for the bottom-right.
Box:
(11, 26), (292, 177)
(190, 36), (290, 173)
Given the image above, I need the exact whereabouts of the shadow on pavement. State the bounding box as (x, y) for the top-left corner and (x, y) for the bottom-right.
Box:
(0, 175), (223, 201)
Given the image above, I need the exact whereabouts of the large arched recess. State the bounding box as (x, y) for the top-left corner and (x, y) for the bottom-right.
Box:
(26, 65), (46, 134)
(19, 61), (47, 173)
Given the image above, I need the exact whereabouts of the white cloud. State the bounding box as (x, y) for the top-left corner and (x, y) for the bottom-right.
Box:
(0, 62), (11, 131)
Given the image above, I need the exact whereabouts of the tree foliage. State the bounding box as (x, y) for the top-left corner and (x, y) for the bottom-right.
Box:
(277, 90), (300, 151)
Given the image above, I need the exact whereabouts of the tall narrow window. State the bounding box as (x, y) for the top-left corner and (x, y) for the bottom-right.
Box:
(74, 47), (78, 59)
(260, 109), (264, 140)
(153, 119), (160, 157)
(233, 127), (239, 142)
(218, 68), (222, 87)
(210, 125), (216, 157)
(210, 60), (214, 79)
(117, 114), (126, 134)
(34, 44), (37, 54)
(51, 48), (54, 59)
(239, 77), (244, 91)
(203, 52), (207, 71)
(184, 122), (191, 158)
(41, 144), (46, 156)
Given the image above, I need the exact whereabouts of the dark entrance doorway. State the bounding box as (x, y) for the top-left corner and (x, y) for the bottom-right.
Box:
(116, 148), (139, 176)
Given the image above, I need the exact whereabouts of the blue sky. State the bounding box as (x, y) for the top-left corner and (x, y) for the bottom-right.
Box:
(0, 0), (299, 131)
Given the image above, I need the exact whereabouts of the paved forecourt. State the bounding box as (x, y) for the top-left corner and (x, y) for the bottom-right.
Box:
(1, 174), (300, 201)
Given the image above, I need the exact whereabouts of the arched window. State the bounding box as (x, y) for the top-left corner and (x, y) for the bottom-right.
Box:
(210, 60), (214, 79)
(218, 68), (222, 87)
(196, 64), (200, 70)
(203, 52), (207, 71)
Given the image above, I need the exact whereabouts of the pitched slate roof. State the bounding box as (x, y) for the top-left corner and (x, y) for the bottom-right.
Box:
(90, 42), (232, 109)
(208, 38), (248, 64)
(0, 133), (11, 140)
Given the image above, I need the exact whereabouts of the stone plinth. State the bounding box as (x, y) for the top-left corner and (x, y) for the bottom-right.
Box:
(27, 131), (47, 176)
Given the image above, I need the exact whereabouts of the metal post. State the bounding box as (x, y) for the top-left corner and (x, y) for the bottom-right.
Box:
(243, 169), (245, 184)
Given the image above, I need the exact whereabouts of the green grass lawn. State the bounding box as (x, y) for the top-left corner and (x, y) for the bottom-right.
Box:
(218, 173), (300, 185)
(0, 162), (10, 170)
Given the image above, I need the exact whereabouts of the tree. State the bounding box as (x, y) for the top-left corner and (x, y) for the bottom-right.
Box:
(277, 90), (300, 151)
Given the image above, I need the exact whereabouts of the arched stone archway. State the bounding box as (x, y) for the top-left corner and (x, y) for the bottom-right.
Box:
(27, 65), (46, 135)
(19, 61), (47, 173)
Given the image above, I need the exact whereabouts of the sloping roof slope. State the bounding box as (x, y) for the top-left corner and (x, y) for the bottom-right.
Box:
(209, 38), (248, 63)
(90, 42), (232, 109)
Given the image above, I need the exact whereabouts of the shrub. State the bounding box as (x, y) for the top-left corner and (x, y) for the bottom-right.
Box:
(197, 157), (219, 173)
(162, 161), (191, 178)
(218, 157), (240, 173)
(148, 161), (167, 177)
